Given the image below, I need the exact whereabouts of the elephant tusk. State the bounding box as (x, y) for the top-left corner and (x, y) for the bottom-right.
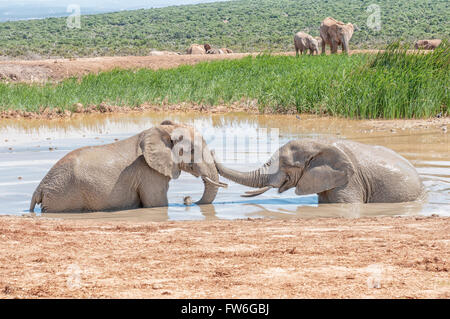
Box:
(203, 177), (228, 188)
(241, 186), (273, 197)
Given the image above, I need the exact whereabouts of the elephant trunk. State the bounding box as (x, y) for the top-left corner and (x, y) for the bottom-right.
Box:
(195, 149), (223, 205)
(215, 160), (272, 189)
(196, 170), (219, 205)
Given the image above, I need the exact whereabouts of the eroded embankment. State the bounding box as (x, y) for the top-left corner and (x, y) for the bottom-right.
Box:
(0, 215), (448, 298)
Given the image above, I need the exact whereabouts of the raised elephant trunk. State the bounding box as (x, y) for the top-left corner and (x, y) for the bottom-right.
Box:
(215, 160), (272, 189)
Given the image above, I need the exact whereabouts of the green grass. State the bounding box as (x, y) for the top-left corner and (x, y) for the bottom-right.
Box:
(0, 0), (448, 58)
(0, 44), (448, 119)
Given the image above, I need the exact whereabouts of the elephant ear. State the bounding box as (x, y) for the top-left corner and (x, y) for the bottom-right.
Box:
(139, 127), (181, 179)
(296, 144), (355, 195)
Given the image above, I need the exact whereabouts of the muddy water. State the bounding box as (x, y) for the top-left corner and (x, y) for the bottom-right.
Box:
(0, 112), (448, 221)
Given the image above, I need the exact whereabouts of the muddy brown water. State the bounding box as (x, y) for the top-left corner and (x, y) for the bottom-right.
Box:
(0, 112), (448, 221)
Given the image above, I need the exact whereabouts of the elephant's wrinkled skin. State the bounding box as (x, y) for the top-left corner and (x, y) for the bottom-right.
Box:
(294, 32), (319, 55)
(320, 17), (354, 54)
(215, 139), (424, 204)
(30, 120), (226, 213)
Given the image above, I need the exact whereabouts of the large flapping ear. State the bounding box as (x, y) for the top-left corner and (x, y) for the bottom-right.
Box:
(140, 127), (181, 179)
(296, 144), (355, 195)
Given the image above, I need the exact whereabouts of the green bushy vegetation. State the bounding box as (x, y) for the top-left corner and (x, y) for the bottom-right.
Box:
(0, 0), (448, 58)
(0, 44), (448, 118)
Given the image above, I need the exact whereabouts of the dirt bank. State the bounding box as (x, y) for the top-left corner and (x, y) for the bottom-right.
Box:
(0, 50), (388, 83)
(0, 215), (448, 298)
(0, 53), (255, 83)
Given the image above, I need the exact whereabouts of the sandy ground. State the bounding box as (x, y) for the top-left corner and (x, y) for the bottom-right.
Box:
(0, 53), (255, 82)
(0, 50), (386, 83)
(0, 215), (448, 299)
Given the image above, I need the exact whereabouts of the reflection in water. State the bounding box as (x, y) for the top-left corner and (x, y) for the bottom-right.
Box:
(1, 112), (449, 220)
(244, 201), (424, 219)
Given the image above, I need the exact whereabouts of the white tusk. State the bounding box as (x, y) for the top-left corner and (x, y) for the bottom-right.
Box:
(203, 177), (228, 188)
(241, 186), (273, 197)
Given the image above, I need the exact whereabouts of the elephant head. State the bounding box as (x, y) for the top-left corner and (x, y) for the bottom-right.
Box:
(310, 38), (320, 55)
(140, 120), (227, 204)
(214, 139), (354, 198)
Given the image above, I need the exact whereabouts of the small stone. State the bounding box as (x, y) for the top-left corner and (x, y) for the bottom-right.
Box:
(17, 176), (22, 180)
(152, 284), (163, 290)
(184, 196), (193, 206)
(74, 103), (84, 113)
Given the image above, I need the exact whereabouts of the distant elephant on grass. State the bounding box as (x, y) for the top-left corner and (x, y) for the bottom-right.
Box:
(320, 17), (354, 54)
(206, 48), (225, 54)
(294, 32), (319, 55)
(214, 139), (424, 204)
(414, 39), (442, 50)
(187, 44), (211, 54)
(30, 120), (227, 213)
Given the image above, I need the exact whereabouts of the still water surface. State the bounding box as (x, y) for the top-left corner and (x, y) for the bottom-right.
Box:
(0, 112), (448, 221)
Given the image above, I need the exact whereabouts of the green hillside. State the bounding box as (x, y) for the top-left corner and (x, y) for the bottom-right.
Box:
(0, 0), (448, 58)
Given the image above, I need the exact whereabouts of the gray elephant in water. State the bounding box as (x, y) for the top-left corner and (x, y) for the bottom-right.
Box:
(320, 17), (354, 54)
(214, 139), (424, 203)
(294, 32), (319, 55)
(30, 120), (227, 213)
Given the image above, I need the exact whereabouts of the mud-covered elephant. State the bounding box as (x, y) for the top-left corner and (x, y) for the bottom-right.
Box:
(320, 17), (354, 54)
(414, 39), (442, 50)
(294, 32), (319, 56)
(30, 120), (227, 213)
(214, 139), (424, 203)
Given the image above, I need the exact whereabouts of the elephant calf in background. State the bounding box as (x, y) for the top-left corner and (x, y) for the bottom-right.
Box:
(30, 120), (227, 213)
(215, 139), (424, 204)
(294, 32), (319, 55)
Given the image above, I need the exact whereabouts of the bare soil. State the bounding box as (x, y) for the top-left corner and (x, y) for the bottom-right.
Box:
(0, 53), (254, 83)
(0, 215), (448, 299)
